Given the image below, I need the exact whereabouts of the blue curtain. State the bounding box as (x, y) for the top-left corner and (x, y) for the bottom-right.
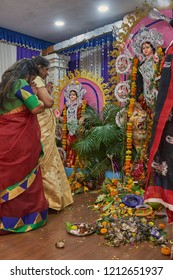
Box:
(69, 52), (80, 73)
(64, 33), (114, 82)
(0, 27), (53, 50)
(17, 46), (40, 60)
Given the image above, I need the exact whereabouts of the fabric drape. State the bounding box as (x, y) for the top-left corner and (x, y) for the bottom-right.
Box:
(144, 44), (173, 223)
(0, 109), (48, 234)
(37, 108), (73, 210)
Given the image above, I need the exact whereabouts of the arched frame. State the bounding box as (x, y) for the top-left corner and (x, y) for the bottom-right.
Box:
(53, 70), (110, 114)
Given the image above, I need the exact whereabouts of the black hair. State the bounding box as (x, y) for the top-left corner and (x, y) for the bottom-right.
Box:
(32, 56), (50, 68)
(69, 90), (78, 97)
(0, 58), (38, 110)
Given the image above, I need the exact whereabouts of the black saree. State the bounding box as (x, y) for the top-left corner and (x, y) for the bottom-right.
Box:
(144, 46), (173, 223)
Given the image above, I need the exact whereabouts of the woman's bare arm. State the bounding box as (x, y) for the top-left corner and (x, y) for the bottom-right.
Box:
(36, 86), (54, 108)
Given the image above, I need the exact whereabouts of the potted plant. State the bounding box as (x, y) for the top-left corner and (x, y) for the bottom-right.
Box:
(72, 103), (126, 181)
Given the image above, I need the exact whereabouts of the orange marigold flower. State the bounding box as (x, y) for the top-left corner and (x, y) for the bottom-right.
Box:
(158, 223), (165, 229)
(161, 246), (171, 256)
(100, 228), (108, 234)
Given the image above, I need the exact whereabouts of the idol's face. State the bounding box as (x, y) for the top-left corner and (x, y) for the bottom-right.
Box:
(69, 90), (77, 101)
(142, 43), (153, 57)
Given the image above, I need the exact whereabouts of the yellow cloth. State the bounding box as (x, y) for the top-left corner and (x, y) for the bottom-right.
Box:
(38, 108), (73, 210)
(34, 76), (73, 210)
(34, 76), (45, 87)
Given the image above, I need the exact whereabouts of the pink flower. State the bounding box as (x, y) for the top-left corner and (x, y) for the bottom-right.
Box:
(54, 109), (60, 118)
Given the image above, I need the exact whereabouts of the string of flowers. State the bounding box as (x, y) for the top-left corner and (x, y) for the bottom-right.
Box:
(124, 57), (139, 177)
(81, 99), (87, 115)
(153, 47), (164, 79)
(62, 105), (67, 151)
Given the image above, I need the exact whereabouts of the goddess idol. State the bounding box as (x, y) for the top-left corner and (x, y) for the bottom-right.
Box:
(61, 80), (87, 168)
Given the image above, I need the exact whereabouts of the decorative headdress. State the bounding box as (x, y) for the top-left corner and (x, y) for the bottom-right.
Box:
(64, 80), (86, 106)
(131, 25), (164, 57)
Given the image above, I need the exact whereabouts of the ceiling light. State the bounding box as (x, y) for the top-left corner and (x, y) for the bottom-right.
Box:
(55, 21), (64, 27)
(98, 5), (109, 12)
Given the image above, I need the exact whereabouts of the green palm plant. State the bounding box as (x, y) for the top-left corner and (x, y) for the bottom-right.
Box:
(73, 103), (126, 180)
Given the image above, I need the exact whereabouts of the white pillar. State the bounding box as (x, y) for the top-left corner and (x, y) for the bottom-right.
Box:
(44, 53), (70, 86)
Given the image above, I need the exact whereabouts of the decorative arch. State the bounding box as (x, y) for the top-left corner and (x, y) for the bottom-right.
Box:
(53, 70), (110, 114)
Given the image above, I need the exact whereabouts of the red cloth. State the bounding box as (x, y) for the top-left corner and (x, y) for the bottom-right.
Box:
(0, 109), (48, 228)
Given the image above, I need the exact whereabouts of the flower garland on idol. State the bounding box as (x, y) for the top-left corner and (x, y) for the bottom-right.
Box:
(124, 57), (139, 177)
(123, 56), (150, 188)
(62, 105), (67, 152)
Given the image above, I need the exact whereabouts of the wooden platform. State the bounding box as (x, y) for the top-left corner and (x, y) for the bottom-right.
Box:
(1, 191), (173, 260)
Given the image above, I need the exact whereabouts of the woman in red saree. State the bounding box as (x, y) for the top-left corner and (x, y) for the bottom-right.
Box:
(144, 40), (173, 223)
(0, 59), (48, 234)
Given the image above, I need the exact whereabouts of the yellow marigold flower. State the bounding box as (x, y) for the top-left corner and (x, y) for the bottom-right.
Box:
(128, 178), (133, 183)
(84, 186), (89, 192)
(119, 203), (125, 208)
(135, 191), (140, 195)
(111, 178), (118, 184)
(129, 98), (135, 103)
(126, 139), (132, 144)
(157, 47), (163, 54)
(101, 221), (107, 226)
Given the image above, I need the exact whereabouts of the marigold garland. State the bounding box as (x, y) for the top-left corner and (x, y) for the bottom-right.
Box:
(62, 105), (67, 151)
(124, 57), (139, 176)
